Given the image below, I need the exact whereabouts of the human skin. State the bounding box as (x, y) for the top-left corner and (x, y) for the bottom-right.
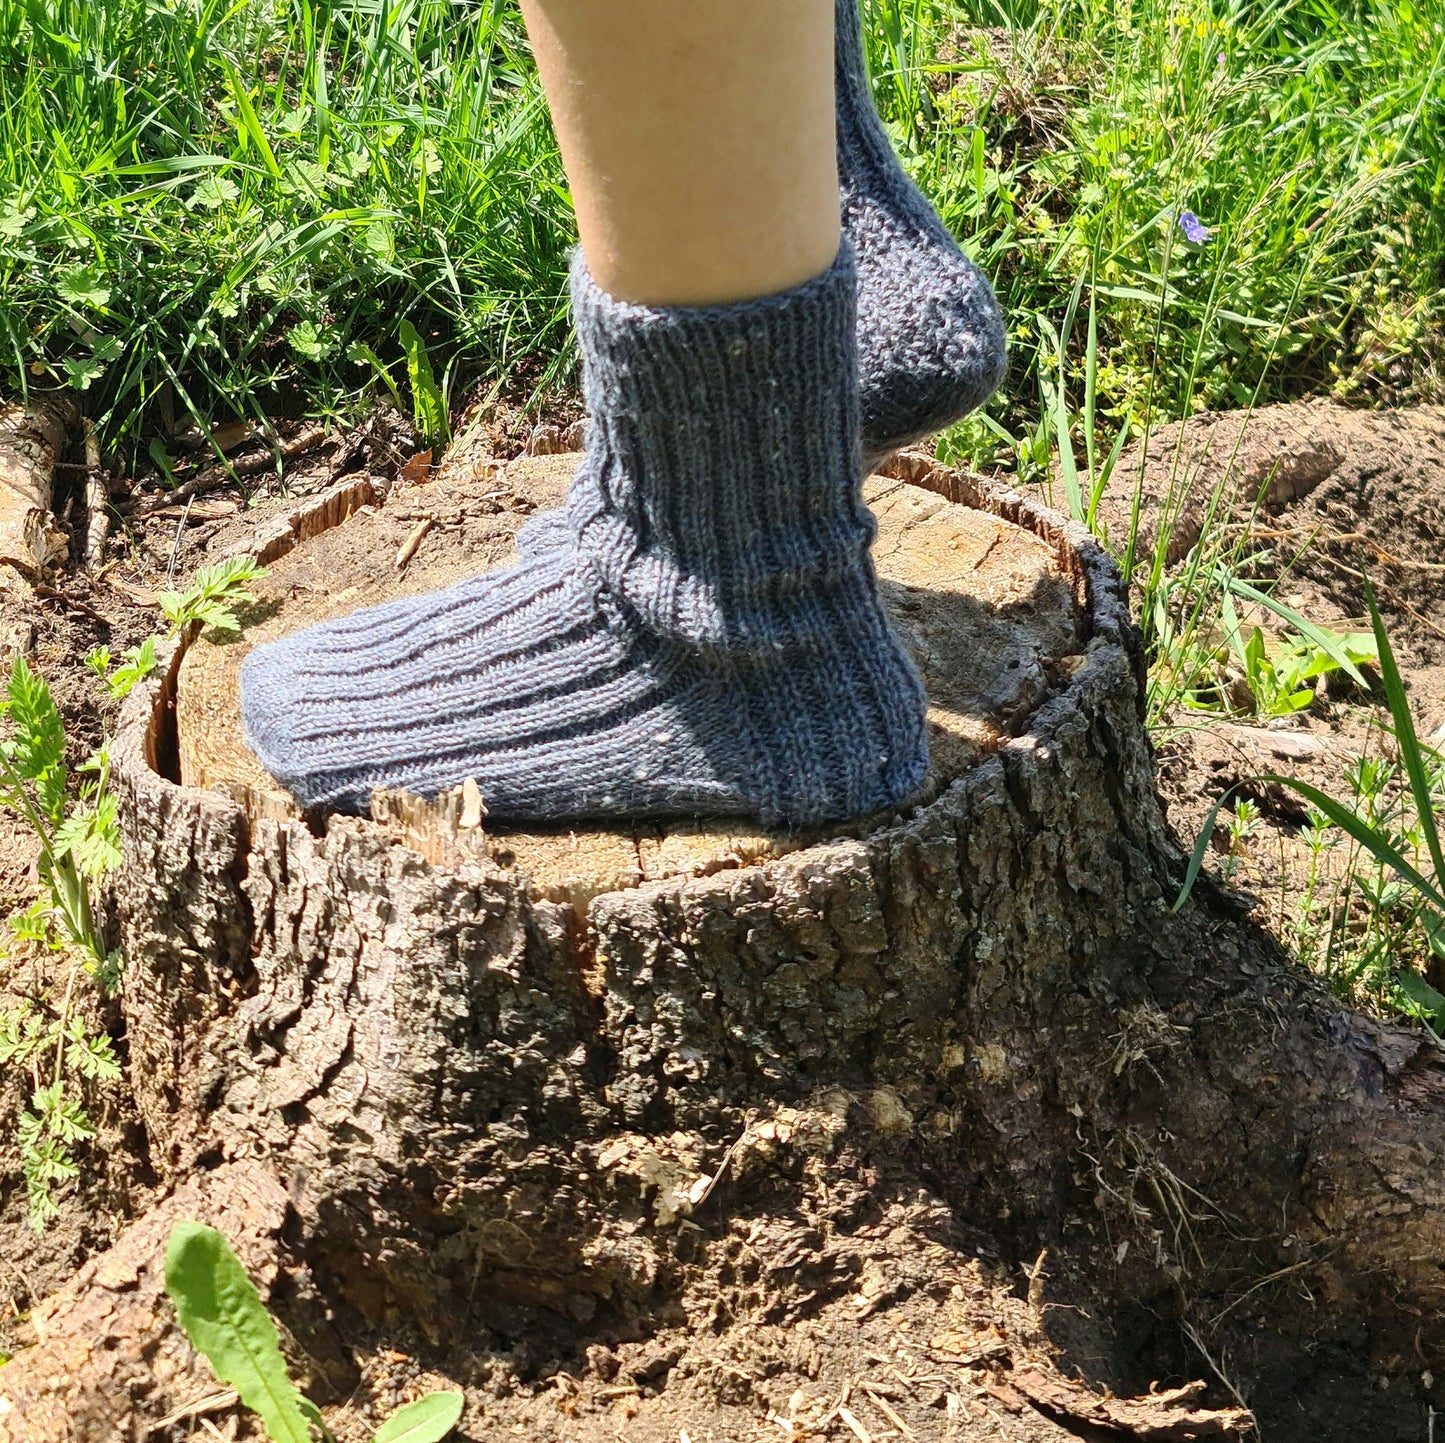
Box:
(518, 0), (841, 306)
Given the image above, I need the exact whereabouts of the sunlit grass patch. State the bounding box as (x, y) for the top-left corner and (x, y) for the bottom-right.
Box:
(3, 0), (1441, 474)
(0, 0), (573, 459)
(887, 0), (1445, 473)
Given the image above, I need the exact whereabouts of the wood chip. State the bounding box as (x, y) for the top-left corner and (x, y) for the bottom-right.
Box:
(837, 1405), (873, 1442)
(232, 476), (377, 567)
(152, 499), (240, 521)
(1012, 1370), (1256, 1439)
(983, 1376), (1027, 1414)
(395, 515), (434, 569)
(862, 1384), (916, 1440)
(109, 577), (160, 608)
(815, 1381), (854, 1431)
(459, 776), (486, 830)
(1026, 1247), (1049, 1312)
(1209, 722), (1333, 762)
(927, 1333), (1008, 1366)
(208, 419), (260, 454)
(83, 418), (111, 574)
(32, 584), (108, 625)
(146, 1390), (240, 1433)
(0, 396), (73, 578)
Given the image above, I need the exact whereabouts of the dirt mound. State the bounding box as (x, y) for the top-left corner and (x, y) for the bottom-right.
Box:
(1104, 399), (1445, 671)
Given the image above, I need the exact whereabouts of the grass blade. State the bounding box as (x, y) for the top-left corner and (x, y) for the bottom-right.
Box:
(1172, 783), (1241, 911)
(223, 61), (283, 179)
(1364, 578), (1445, 885)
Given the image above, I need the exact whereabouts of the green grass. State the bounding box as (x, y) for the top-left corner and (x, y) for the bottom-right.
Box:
(907, 0), (1445, 472)
(3, 0), (1442, 475)
(0, 0), (573, 462)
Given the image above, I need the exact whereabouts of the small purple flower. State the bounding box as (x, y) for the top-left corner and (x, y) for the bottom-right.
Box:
(1216, 49), (1226, 68)
(1179, 210), (1210, 244)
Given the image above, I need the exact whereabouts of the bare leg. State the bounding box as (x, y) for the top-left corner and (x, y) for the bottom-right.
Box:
(519, 0), (840, 306)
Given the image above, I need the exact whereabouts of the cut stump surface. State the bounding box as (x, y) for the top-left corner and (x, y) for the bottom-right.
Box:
(175, 453), (1087, 899)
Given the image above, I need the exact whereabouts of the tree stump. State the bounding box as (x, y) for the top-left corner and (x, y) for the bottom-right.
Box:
(8, 450), (1445, 1438)
(113, 452), (1100, 1317)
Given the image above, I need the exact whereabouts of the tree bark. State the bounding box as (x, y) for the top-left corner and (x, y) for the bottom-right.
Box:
(111, 454), (1099, 1322)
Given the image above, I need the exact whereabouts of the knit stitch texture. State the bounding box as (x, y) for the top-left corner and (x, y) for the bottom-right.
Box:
(512, 0), (1006, 564)
(836, 0), (1008, 465)
(240, 246), (929, 823)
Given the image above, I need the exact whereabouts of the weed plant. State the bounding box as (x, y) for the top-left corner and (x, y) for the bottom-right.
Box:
(907, 0), (1445, 470)
(167, 1221), (464, 1443)
(0, 561), (263, 1228)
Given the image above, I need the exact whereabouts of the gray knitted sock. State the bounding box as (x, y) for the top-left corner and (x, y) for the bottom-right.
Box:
(240, 246), (929, 824)
(513, 1), (1005, 563)
(837, 0), (1007, 465)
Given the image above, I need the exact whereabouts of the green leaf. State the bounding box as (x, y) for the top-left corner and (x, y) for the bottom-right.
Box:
(1396, 969), (1445, 1025)
(9, 900), (57, 947)
(63, 355), (105, 391)
(279, 159), (329, 198)
(54, 796), (122, 878)
(159, 593), (188, 630)
(108, 638), (158, 699)
(65, 1019), (121, 1081)
(191, 598), (242, 634)
(165, 1222), (312, 1443)
(6, 657), (68, 825)
(332, 149), (370, 184)
(1214, 570), (1371, 688)
(189, 175), (241, 211)
(373, 1392), (465, 1443)
(362, 219), (395, 265)
(160, 558), (266, 639)
(1425, 912), (1445, 961)
(398, 319), (448, 448)
(0, 199), (35, 239)
(288, 320), (330, 362)
(56, 264), (111, 310)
